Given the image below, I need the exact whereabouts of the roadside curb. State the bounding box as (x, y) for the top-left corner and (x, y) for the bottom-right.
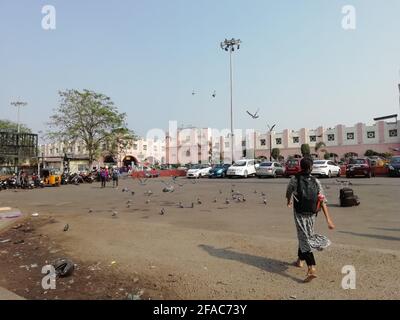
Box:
(0, 287), (25, 300)
(0, 207), (25, 233)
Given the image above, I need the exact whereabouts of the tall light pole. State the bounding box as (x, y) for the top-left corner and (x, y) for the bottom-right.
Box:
(268, 124), (276, 161)
(10, 100), (28, 133)
(10, 100), (28, 174)
(220, 38), (241, 163)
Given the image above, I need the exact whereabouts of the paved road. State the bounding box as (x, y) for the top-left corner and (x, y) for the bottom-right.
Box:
(0, 176), (399, 299)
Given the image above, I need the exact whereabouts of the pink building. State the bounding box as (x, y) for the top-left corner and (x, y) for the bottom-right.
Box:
(254, 120), (400, 160)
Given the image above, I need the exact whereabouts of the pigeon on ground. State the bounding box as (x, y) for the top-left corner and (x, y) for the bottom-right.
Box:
(63, 224), (69, 232)
(225, 199), (230, 204)
(213, 198), (217, 203)
(219, 190), (223, 194)
(197, 198), (202, 205)
(263, 198), (267, 205)
(131, 191), (135, 196)
(112, 211), (118, 217)
(261, 192), (266, 197)
(160, 208), (165, 215)
(191, 202), (194, 208)
(178, 202), (184, 208)
(254, 190), (258, 194)
(146, 199), (150, 204)
(88, 209), (93, 213)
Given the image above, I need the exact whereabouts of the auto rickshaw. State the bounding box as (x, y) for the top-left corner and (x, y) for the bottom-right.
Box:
(41, 168), (61, 187)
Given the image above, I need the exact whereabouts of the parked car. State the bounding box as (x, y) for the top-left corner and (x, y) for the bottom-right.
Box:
(227, 159), (257, 178)
(208, 164), (231, 178)
(256, 161), (285, 178)
(388, 156), (400, 177)
(368, 156), (389, 168)
(346, 158), (375, 178)
(186, 164), (212, 178)
(285, 158), (302, 177)
(311, 160), (341, 178)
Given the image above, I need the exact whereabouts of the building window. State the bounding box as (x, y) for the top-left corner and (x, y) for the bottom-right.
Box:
(162, 146), (165, 151)
(293, 137), (299, 144)
(327, 134), (335, 141)
(68, 148), (73, 153)
(214, 143), (220, 149)
(186, 150), (191, 157)
(225, 142), (230, 148)
(242, 141), (246, 147)
(143, 145), (147, 151)
(276, 138), (282, 145)
(389, 129), (398, 137)
(367, 131), (375, 139)
(133, 144), (138, 150)
(77, 146), (81, 153)
(346, 132), (354, 140)
(56, 148), (59, 154)
(309, 135), (316, 142)
(260, 139), (266, 146)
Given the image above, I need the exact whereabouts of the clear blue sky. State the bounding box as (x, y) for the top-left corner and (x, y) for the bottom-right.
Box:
(1, 0), (399, 136)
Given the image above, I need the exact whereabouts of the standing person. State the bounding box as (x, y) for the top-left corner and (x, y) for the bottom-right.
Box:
(286, 157), (335, 282)
(100, 168), (106, 188)
(112, 168), (119, 188)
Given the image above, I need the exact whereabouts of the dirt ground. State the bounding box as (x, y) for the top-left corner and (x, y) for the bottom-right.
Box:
(0, 176), (399, 299)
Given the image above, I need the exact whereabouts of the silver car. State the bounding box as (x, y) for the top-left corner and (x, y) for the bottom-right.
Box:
(256, 161), (285, 178)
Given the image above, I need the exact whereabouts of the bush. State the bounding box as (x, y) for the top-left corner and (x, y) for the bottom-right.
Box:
(301, 144), (311, 157)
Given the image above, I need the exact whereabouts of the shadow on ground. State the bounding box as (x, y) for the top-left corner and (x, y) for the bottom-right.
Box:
(338, 231), (400, 241)
(199, 244), (303, 283)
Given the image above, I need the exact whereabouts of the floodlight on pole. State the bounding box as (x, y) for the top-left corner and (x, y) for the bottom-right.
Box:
(10, 100), (28, 133)
(220, 38), (242, 163)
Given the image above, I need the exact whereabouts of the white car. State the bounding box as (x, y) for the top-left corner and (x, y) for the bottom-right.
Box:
(186, 164), (212, 178)
(227, 159), (258, 178)
(311, 160), (341, 178)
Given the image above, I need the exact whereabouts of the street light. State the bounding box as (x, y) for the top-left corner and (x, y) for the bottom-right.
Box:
(220, 38), (241, 163)
(267, 124), (276, 161)
(10, 100), (28, 174)
(10, 100), (28, 133)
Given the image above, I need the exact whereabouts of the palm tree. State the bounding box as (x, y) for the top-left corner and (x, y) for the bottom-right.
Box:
(314, 142), (327, 159)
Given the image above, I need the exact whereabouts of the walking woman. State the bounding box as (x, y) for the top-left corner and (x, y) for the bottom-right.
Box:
(286, 157), (335, 282)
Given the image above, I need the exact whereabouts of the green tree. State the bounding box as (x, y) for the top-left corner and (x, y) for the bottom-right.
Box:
(324, 151), (331, 160)
(0, 119), (31, 133)
(314, 141), (327, 159)
(48, 89), (128, 167)
(301, 144), (311, 157)
(364, 149), (378, 157)
(271, 148), (280, 160)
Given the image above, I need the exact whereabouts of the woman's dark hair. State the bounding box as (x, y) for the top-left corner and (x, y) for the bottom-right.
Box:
(300, 157), (313, 174)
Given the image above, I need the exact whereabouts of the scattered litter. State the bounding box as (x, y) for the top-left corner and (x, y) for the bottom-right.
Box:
(13, 224), (23, 229)
(127, 289), (144, 300)
(52, 258), (75, 277)
(0, 239), (11, 243)
(290, 295), (297, 300)
(111, 261), (117, 265)
(133, 277), (139, 283)
(32, 213), (39, 217)
(13, 239), (25, 244)
(30, 264), (38, 268)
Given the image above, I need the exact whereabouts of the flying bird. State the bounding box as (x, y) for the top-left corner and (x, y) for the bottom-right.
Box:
(212, 90), (216, 98)
(246, 108), (260, 119)
(192, 90), (196, 96)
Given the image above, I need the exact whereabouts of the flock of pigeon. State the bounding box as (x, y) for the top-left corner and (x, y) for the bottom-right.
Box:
(61, 177), (270, 232)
